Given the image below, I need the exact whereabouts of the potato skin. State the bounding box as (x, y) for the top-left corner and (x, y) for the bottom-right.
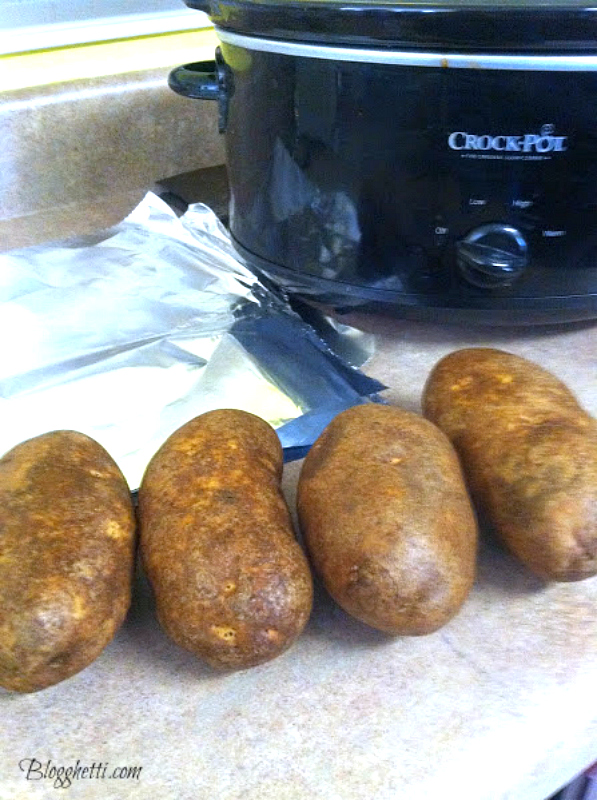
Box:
(423, 348), (597, 582)
(297, 404), (478, 635)
(138, 409), (313, 670)
(0, 431), (136, 693)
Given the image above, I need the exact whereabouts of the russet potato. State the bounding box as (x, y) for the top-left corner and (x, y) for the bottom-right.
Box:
(0, 431), (136, 692)
(423, 348), (597, 581)
(138, 409), (313, 670)
(297, 404), (478, 635)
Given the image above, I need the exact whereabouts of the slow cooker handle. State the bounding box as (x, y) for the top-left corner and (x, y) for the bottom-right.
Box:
(168, 48), (230, 133)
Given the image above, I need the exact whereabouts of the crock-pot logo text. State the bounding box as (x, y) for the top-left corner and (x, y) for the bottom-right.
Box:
(448, 130), (568, 154)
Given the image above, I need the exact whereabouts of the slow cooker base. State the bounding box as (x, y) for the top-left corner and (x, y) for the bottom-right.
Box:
(232, 238), (597, 326)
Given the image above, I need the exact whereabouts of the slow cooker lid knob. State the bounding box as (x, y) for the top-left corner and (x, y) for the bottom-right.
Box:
(456, 223), (528, 289)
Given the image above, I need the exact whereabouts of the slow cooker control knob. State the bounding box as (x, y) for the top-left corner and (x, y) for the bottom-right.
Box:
(456, 223), (528, 288)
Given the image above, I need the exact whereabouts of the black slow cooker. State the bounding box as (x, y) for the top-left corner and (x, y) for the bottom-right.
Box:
(170, 0), (597, 323)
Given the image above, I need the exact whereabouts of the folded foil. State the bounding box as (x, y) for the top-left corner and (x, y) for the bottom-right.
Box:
(0, 192), (384, 489)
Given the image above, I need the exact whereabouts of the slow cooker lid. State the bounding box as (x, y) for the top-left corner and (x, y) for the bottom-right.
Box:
(186, 0), (597, 53)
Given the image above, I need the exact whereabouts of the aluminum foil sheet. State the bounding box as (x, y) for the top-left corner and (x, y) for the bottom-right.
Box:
(0, 192), (384, 490)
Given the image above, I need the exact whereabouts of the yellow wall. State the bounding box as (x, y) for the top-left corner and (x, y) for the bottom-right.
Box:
(0, 28), (218, 92)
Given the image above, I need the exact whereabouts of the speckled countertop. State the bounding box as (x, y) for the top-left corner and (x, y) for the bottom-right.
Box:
(1, 197), (596, 800)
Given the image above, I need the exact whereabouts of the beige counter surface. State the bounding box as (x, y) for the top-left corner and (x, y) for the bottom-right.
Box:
(0, 206), (596, 800)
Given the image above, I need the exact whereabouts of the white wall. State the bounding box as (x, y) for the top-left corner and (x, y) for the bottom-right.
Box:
(0, 0), (210, 54)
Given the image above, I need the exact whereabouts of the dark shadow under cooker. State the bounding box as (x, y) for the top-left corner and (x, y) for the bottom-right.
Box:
(170, 0), (597, 323)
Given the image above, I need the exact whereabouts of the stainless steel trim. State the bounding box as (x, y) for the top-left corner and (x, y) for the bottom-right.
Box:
(216, 29), (597, 70)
